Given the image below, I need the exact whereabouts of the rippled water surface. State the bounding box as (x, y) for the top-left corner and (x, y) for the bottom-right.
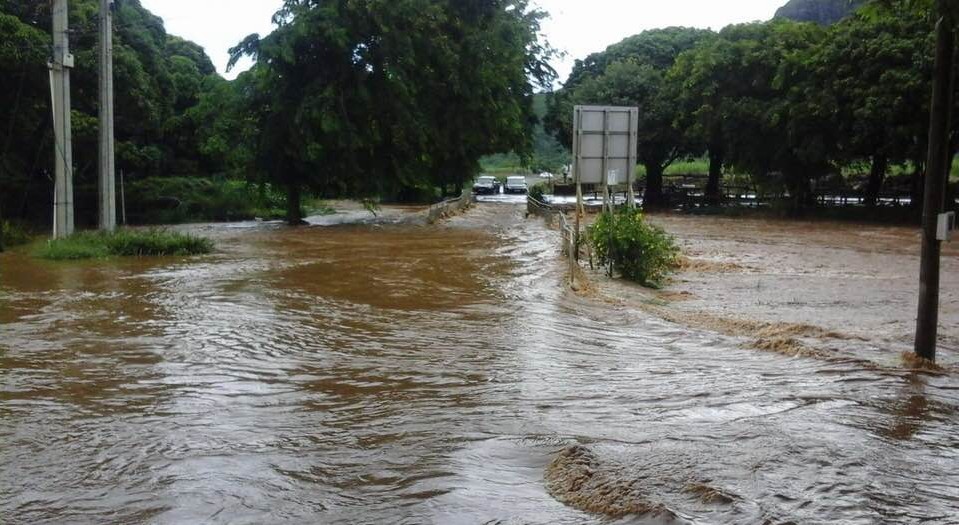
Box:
(2, 205), (959, 524)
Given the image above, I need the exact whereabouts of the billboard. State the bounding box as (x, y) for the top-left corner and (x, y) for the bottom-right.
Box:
(572, 105), (639, 186)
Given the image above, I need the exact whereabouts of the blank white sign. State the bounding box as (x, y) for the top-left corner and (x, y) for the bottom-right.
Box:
(572, 105), (639, 185)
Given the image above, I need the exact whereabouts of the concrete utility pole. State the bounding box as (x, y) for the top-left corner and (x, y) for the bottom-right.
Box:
(49, 0), (75, 238)
(98, 0), (117, 231)
(914, 5), (956, 363)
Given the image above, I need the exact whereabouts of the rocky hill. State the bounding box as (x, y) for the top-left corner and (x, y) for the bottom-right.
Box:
(774, 0), (864, 24)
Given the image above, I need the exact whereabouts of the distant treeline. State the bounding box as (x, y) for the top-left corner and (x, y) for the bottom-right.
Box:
(0, 0), (555, 226)
(546, 0), (957, 210)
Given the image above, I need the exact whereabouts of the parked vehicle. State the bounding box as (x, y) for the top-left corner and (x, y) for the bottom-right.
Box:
(473, 175), (498, 195)
(505, 176), (528, 194)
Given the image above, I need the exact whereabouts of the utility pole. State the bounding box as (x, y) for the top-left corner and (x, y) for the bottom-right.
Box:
(98, 0), (117, 231)
(914, 3), (956, 363)
(49, 0), (75, 238)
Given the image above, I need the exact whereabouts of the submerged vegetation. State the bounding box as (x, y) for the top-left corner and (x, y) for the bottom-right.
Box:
(588, 209), (679, 288)
(35, 230), (214, 261)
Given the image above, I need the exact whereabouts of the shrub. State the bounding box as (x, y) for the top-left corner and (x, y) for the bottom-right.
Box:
(35, 229), (213, 260)
(1, 220), (32, 248)
(126, 177), (294, 224)
(588, 208), (679, 287)
(529, 182), (548, 203)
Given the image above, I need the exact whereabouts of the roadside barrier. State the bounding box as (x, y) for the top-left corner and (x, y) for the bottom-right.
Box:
(527, 195), (578, 288)
(427, 189), (475, 224)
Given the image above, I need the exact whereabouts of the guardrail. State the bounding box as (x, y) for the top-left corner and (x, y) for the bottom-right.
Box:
(527, 195), (578, 287)
(427, 189), (475, 224)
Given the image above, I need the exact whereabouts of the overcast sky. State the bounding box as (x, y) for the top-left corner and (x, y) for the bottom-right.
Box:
(140, 0), (785, 84)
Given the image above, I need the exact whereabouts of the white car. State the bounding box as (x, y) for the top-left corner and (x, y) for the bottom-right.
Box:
(505, 176), (528, 194)
(472, 175), (498, 195)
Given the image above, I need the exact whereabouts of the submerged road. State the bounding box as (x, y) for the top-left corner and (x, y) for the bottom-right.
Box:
(1, 203), (958, 523)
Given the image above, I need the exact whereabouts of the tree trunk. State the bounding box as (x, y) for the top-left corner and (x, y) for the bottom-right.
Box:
(286, 184), (305, 225)
(705, 147), (724, 205)
(784, 170), (811, 215)
(864, 155), (888, 207)
(643, 163), (665, 209)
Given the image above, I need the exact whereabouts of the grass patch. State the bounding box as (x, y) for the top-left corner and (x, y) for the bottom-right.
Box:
(35, 229), (213, 261)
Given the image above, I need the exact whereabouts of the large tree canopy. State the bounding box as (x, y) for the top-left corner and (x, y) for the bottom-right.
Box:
(228, 0), (556, 222)
(544, 0), (953, 213)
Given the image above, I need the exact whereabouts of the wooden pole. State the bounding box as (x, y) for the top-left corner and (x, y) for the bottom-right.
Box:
(98, 0), (117, 231)
(50, 0), (74, 238)
(914, 6), (956, 362)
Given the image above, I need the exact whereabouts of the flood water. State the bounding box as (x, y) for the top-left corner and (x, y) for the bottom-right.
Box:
(2, 204), (959, 524)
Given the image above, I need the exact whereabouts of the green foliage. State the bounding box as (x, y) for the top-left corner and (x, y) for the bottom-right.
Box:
(546, 27), (711, 206)
(588, 208), (679, 287)
(529, 182), (548, 202)
(35, 229), (213, 260)
(229, 0), (557, 222)
(544, 0), (944, 213)
(361, 198), (381, 218)
(126, 177), (292, 224)
(1, 220), (31, 247)
(1, 0), (226, 226)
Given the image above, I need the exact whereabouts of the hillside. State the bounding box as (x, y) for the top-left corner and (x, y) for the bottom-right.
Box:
(774, 0), (864, 24)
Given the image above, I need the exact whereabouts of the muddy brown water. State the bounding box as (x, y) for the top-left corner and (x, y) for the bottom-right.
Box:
(2, 205), (959, 524)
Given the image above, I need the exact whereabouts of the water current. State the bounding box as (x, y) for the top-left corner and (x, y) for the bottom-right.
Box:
(2, 204), (958, 524)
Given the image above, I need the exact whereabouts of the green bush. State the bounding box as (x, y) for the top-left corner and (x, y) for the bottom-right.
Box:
(126, 177), (296, 224)
(35, 229), (213, 260)
(529, 182), (548, 203)
(1, 220), (32, 248)
(588, 208), (679, 287)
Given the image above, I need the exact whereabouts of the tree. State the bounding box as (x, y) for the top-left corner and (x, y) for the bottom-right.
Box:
(546, 27), (711, 207)
(0, 0), (225, 226)
(229, 0), (556, 223)
(572, 60), (689, 206)
(667, 21), (831, 210)
(812, 4), (933, 206)
(0, 9), (52, 224)
(668, 33), (727, 203)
